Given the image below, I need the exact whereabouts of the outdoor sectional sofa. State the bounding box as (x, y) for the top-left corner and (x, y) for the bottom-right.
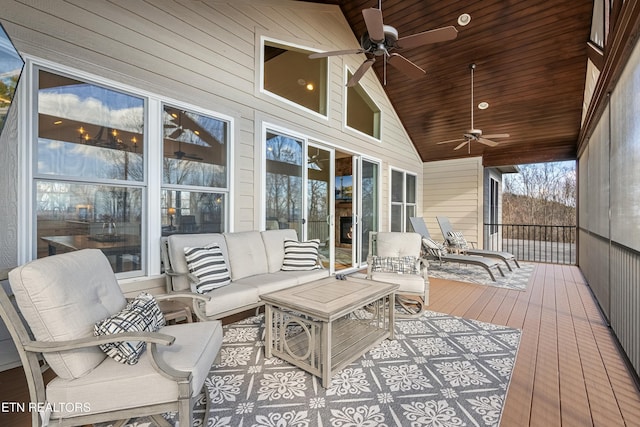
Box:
(162, 229), (329, 320)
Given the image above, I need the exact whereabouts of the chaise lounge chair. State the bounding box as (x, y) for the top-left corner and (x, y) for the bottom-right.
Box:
(409, 216), (505, 281)
(436, 215), (520, 270)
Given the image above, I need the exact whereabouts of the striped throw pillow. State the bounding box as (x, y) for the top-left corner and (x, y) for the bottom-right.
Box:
(446, 231), (470, 250)
(422, 237), (447, 258)
(94, 292), (166, 365)
(281, 239), (321, 271)
(184, 244), (231, 294)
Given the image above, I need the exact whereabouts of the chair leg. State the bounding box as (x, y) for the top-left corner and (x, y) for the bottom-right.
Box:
(396, 295), (424, 318)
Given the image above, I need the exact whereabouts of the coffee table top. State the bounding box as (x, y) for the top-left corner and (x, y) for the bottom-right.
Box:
(260, 275), (398, 321)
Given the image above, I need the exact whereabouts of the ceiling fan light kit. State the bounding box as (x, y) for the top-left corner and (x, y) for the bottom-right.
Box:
(458, 13), (471, 26)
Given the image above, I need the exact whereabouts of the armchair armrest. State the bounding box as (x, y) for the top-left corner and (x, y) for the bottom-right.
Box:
(23, 331), (175, 353)
(156, 292), (211, 303)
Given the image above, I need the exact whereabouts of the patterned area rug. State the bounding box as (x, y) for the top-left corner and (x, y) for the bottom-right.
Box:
(115, 310), (521, 427)
(428, 261), (534, 291)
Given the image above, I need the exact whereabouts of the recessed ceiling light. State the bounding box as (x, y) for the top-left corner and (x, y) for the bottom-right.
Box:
(478, 101), (489, 110)
(458, 13), (471, 26)
(306, 83), (315, 91)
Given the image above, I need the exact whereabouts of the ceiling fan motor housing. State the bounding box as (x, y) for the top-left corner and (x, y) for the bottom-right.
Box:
(361, 25), (399, 53)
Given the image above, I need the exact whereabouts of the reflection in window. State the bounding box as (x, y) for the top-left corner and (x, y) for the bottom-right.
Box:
(263, 40), (327, 115)
(35, 181), (142, 273)
(162, 105), (229, 235)
(162, 106), (227, 187)
(37, 70), (144, 181)
(265, 131), (303, 236)
(35, 70), (145, 274)
(346, 73), (381, 138)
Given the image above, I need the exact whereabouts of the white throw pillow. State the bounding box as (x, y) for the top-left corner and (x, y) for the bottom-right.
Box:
(446, 231), (470, 250)
(422, 237), (447, 258)
(94, 292), (166, 365)
(281, 239), (321, 271)
(184, 244), (232, 294)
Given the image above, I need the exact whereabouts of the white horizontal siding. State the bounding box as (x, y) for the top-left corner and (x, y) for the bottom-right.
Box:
(422, 157), (483, 243)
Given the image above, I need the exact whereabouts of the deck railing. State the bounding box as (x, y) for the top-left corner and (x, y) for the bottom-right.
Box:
(483, 223), (577, 264)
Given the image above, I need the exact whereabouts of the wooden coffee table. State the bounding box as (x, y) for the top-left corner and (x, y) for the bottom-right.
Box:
(261, 276), (398, 387)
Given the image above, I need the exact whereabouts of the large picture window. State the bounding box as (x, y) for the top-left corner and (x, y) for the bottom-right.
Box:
(33, 68), (231, 276)
(346, 71), (381, 139)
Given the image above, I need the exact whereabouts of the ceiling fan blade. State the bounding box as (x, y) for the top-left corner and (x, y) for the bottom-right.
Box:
(454, 141), (469, 150)
(362, 8), (385, 42)
(309, 49), (364, 59)
(168, 128), (183, 139)
(482, 133), (510, 139)
(387, 53), (426, 79)
(478, 137), (499, 147)
(347, 58), (375, 87)
(397, 26), (458, 49)
(437, 138), (465, 145)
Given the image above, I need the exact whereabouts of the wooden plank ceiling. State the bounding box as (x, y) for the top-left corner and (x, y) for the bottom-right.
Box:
(307, 0), (593, 167)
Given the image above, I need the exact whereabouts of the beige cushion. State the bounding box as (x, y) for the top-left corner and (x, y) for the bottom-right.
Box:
(202, 282), (261, 318)
(376, 232), (422, 258)
(9, 249), (126, 379)
(224, 231), (268, 280)
(47, 321), (223, 418)
(261, 229), (298, 273)
(370, 271), (427, 295)
(234, 271), (300, 295)
(166, 234), (227, 291)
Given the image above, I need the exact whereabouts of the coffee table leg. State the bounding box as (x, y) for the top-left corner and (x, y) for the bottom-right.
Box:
(389, 293), (395, 340)
(321, 321), (332, 388)
(265, 304), (273, 358)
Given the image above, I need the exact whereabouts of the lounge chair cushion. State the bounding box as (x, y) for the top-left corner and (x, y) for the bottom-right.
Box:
(183, 244), (231, 293)
(94, 292), (166, 365)
(281, 239), (321, 271)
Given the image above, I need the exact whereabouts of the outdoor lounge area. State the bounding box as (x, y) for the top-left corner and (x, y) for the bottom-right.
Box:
(2, 0), (640, 426)
(2, 262), (639, 426)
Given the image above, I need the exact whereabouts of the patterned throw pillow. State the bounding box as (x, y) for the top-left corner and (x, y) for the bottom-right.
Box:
(371, 256), (419, 274)
(446, 231), (470, 250)
(184, 244), (231, 294)
(94, 292), (166, 365)
(421, 237), (447, 258)
(281, 239), (321, 271)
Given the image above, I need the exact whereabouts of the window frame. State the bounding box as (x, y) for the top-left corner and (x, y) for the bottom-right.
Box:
(389, 167), (417, 232)
(259, 36), (329, 120)
(344, 66), (382, 141)
(23, 58), (233, 280)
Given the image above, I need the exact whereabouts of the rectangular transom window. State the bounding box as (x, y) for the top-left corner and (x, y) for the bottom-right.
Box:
(263, 40), (327, 116)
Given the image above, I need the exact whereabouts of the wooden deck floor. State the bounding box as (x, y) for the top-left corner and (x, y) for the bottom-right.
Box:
(1, 263), (639, 426)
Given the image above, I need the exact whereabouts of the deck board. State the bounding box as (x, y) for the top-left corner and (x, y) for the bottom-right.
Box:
(1, 263), (639, 426)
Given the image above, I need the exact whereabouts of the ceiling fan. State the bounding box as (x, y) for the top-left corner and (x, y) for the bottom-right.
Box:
(308, 0), (458, 87)
(437, 63), (510, 153)
(164, 110), (204, 161)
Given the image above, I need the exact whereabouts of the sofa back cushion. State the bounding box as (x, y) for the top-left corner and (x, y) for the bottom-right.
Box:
(261, 229), (299, 273)
(166, 233), (228, 291)
(9, 249), (126, 379)
(224, 231), (269, 280)
(375, 232), (422, 258)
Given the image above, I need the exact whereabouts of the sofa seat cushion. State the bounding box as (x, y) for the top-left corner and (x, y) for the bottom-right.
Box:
(234, 272), (299, 295)
(224, 231), (269, 280)
(9, 249), (126, 379)
(47, 320), (223, 419)
(202, 282), (261, 318)
(369, 271), (426, 294)
(289, 268), (330, 284)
